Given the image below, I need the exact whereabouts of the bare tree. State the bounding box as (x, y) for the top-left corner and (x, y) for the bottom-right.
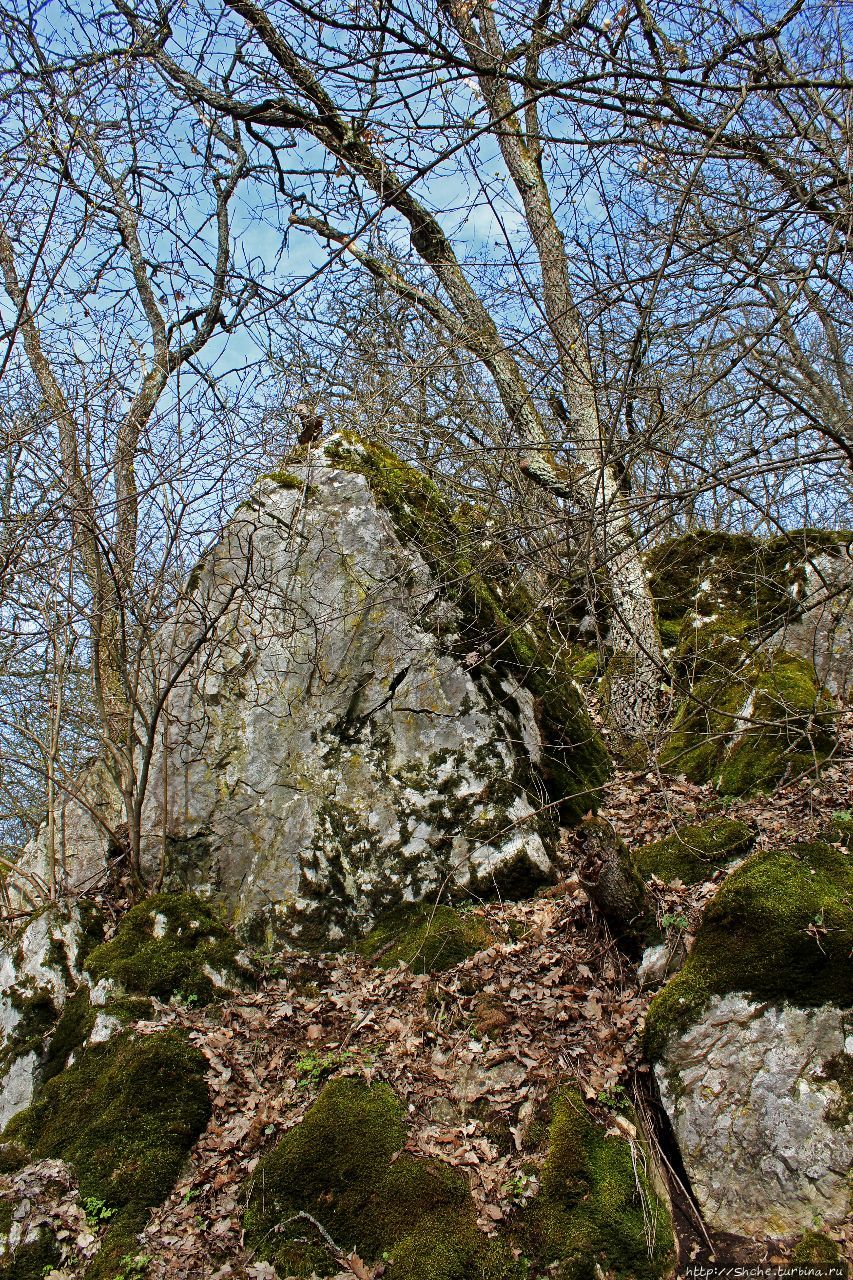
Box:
(0, 8), (262, 889)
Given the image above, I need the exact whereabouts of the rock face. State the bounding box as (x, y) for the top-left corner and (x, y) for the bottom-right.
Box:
(656, 995), (851, 1236)
(0, 907), (84, 1129)
(21, 437), (608, 945)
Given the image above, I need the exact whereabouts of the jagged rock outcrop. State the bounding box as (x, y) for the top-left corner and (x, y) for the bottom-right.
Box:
(0, 893), (250, 1134)
(645, 841), (852, 1237)
(20, 437), (609, 945)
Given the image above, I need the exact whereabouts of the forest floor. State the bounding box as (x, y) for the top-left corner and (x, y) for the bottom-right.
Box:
(113, 711), (853, 1279)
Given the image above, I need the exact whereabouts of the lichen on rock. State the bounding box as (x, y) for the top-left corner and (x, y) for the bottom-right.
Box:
(635, 816), (755, 884)
(325, 432), (611, 823)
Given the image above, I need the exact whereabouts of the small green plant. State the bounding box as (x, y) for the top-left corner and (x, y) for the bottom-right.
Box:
(172, 990), (199, 1007)
(83, 1194), (116, 1226)
(293, 1049), (353, 1086)
(597, 1083), (629, 1111)
(502, 1171), (534, 1202)
(660, 912), (689, 930)
(112, 1253), (151, 1280)
(181, 1186), (200, 1204)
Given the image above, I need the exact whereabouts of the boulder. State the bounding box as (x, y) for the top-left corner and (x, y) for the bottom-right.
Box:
(655, 995), (850, 1237)
(649, 530), (849, 792)
(0, 907), (85, 1130)
(645, 842), (852, 1237)
(635, 815), (755, 885)
(0, 892), (248, 1132)
(22, 436), (609, 946)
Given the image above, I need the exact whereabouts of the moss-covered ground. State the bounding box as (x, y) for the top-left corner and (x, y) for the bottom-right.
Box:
(3, 1030), (211, 1278)
(519, 1089), (673, 1280)
(243, 1076), (520, 1279)
(635, 816), (755, 884)
(356, 902), (496, 974)
(790, 1230), (844, 1267)
(324, 433), (611, 823)
(84, 892), (252, 1005)
(644, 841), (853, 1058)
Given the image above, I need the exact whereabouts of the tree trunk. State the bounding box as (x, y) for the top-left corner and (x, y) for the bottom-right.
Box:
(449, 0), (663, 737)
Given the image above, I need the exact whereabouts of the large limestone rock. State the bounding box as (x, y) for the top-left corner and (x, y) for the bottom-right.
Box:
(656, 995), (851, 1236)
(644, 842), (852, 1238)
(24, 437), (608, 945)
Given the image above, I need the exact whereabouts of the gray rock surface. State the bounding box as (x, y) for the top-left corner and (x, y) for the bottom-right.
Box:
(23, 441), (580, 944)
(0, 907), (84, 1129)
(763, 547), (853, 699)
(655, 992), (852, 1236)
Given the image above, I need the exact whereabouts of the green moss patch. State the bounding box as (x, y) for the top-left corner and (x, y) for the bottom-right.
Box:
(650, 529), (846, 794)
(40, 986), (96, 1082)
(325, 433), (610, 823)
(84, 892), (252, 1005)
(636, 817), (755, 885)
(660, 652), (836, 795)
(244, 1076), (519, 1279)
(3, 1030), (210, 1278)
(821, 810), (853, 849)
(520, 1089), (673, 1280)
(356, 903), (495, 974)
(644, 842), (853, 1059)
(790, 1230), (843, 1267)
(262, 469), (305, 490)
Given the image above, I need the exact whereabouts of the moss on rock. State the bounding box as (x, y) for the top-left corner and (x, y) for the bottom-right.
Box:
(356, 902), (495, 974)
(0, 1226), (61, 1279)
(647, 527), (852, 639)
(262, 469), (305, 490)
(244, 1076), (520, 1279)
(324, 433), (610, 823)
(636, 817), (755, 885)
(650, 529), (846, 794)
(521, 1089), (673, 1280)
(644, 842), (853, 1059)
(659, 652), (836, 795)
(84, 892), (252, 1005)
(3, 1030), (210, 1277)
(790, 1230), (843, 1267)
